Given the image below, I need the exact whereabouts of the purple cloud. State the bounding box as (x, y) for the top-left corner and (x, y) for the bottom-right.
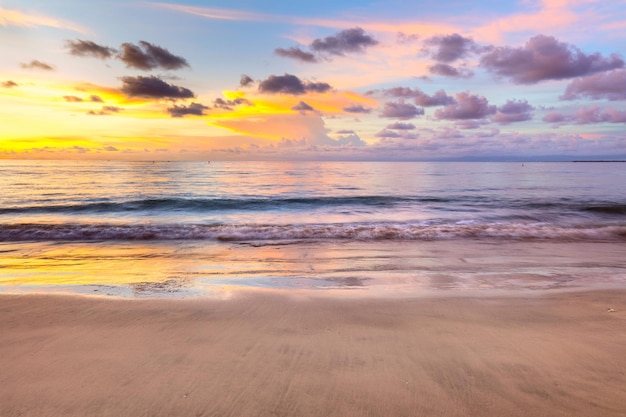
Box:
(542, 106), (626, 125)
(66, 39), (117, 59)
(291, 101), (315, 112)
(423, 33), (483, 62)
(213, 97), (252, 110)
(428, 63), (473, 78)
(121, 76), (195, 99)
(258, 74), (331, 95)
(381, 102), (425, 120)
(481, 35), (623, 84)
(383, 87), (455, 107)
(167, 102), (209, 118)
(543, 111), (567, 124)
(240, 74), (255, 87)
(275, 47), (318, 63)
(119, 41), (189, 71)
(343, 104), (372, 113)
(386, 122), (416, 130)
(562, 69), (626, 101)
(491, 99), (534, 125)
(435, 92), (496, 120)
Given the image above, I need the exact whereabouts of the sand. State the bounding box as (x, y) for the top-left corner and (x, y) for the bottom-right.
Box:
(1, 290), (625, 417)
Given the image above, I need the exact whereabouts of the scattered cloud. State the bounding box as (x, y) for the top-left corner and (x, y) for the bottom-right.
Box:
(118, 41), (189, 70)
(543, 106), (626, 125)
(65, 39), (117, 59)
(213, 97), (252, 110)
(20, 60), (54, 71)
(120, 75), (195, 99)
(382, 87), (455, 107)
(87, 106), (123, 116)
(481, 35), (624, 84)
(423, 33), (485, 63)
(435, 92), (496, 120)
(63, 95), (84, 102)
(275, 27), (377, 63)
(343, 104), (372, 113)
(240, 74), (255, 87)
(167, 102), (209, 117)
(0, 6), (85, 33)
(291, 101), (315, 112)
(258, 73), (331, 95)
(380, 102), (424, 120)
(2, 80), (18, 88)
(428, 63), (473, 78)
(386, 122), (416, 130)
(561, 69), (626, 101)
(491, 99), (534, 125)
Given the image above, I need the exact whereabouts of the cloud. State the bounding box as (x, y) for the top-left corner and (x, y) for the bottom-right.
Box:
(120, 75), (195, 99)
(343, 104), (372, 113)
(87, 106), (123, 116)
(118, 41), (189, 70)
(423, 33), (483, 62)
(167, 102), (209, 117)
(491, 99), (534, 125)
(291, 101), (315, 112)
(336, 129), (355, 134)
(274, 47), (318, 63)
(89, 95), (103, 102)
(63, 95), (84, 102)
(275, 27), (377, 63)
(561, 69), (626, 101)
(258, 73), (331, 95)
(213, 97), (252, 110)
(428, 63), (473, 78)
(20, 60), (54, 71)
(311, 27), (378, 55)
(240, 74), (255, 87)
(481, 35), (624, 84)
(0, 6), (85, 33)
(543, 106), (626, 125)
(382, 87), (455, 107)
(386, 122), (416, 130)
(381, 102), (424, 120)
(2, 80), (18, 88)
(65, 39), (117, 59)
(435, 92), (496, 120)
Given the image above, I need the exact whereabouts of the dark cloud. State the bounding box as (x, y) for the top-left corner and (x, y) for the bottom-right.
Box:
(435, 92), (496, 120)
(561, 69), (626, 100)
(258, 74), (331, 95)
(381, 102), (425, 120)
(291, 101), (315, 112)
(386, 122), (416, 130)
(2, 80), (18, 88)
(428, 63), (473, 78)
(481, 35), (624, 84)
(423, 33), (483, 62)
(382, 87), (455, 107)
(213, 97), (252, 110)
(240, 74), (254, 87)
(167, 102), (209, 118)
(20, 60), (54, 71)
(343, 104), (372, 113)
(491, 99), (534, 125)
(118, 41), (189, 70)
(276, 27), (377, 63)
(120, 75), (195, 99)
(89, 95), (103, 102)
(65, 39), (117, 59)
(87, 106), (123, 116)
(63, 95), (84, 102)
(311, 27), (378, 56)
(275, 47), (318, 63)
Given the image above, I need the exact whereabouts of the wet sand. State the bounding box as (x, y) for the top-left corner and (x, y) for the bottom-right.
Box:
(1, 290), (625, 417)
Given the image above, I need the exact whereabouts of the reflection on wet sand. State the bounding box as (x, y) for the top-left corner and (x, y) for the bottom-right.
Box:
(1, 240), (625, 297)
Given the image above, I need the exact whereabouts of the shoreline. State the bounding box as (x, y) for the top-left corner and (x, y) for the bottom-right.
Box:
(2, 290), (625, 417)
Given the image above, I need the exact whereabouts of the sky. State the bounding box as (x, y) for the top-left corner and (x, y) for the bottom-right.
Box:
(1, 0), (626, 161)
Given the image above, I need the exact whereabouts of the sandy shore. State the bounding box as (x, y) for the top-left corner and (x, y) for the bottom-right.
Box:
(1, 290), (625, 417)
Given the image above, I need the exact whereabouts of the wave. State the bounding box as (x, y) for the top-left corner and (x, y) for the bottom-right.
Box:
(1, 222), (625, 242)
(1, 196), (625, 216)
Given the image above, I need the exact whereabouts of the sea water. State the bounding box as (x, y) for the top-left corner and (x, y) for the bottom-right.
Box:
(1, 160), (625, 297)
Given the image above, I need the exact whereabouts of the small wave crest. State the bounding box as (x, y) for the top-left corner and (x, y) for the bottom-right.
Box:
(1, 222), (624, 242)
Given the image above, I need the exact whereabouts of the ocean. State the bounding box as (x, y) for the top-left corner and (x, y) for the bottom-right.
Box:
(1, 160), (625, 297)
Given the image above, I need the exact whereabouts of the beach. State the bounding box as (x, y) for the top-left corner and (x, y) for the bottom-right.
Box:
(2, 290), (625, 417)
